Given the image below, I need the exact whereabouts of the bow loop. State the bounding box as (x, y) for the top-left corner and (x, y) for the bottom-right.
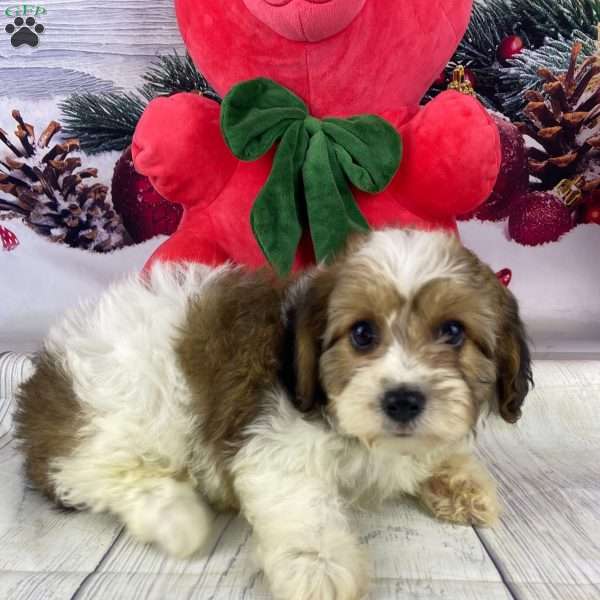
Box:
(220, 78), (402, 275)
(221, 78), (307, 161)
(323, 117), (402, 193)
(250, 121), (308, 277)
(304, 116), (323, 136)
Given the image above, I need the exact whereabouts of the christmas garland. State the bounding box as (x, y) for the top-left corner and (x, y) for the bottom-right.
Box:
(426, 0), (597, 116)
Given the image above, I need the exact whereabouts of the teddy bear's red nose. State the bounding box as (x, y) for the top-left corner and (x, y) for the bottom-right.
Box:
(243, 0), (366, 42)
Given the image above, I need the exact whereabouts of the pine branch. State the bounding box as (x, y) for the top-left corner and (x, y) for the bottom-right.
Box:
(514, 0), (600, 44)
(426, 0), (600, 114)
(455, 0), (518, 67)
(141, 52), (221, 102)
(60, 52), (221, 154)
(428, 0), (526, 111)
(59, 92), (151, 153)
(498, 30), (595, 117)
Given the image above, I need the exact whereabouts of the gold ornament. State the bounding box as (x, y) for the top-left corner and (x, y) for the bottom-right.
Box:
(448, 66), (476, 97)
(554, 175), (585, 207)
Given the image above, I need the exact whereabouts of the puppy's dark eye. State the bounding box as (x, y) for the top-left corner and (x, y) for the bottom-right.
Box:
(438, 320), (465, 347)
(350, 321), (378, 351)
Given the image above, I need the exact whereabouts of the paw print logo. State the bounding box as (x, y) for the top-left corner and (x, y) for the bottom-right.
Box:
(5, 16), (44, 48)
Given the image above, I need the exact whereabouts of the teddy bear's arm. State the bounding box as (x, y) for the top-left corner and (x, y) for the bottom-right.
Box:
(132, 93), (237, 208)
(389, 90), (501, 219)
(144, 222), (230, 271)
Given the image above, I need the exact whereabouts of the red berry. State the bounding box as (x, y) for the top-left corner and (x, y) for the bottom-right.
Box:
(508, 191), (574, 246)
(583, 202), (600, 224)
(498, 35), (525, 63)
(496, 268), (512, 287)
(0, 224), (19, 251)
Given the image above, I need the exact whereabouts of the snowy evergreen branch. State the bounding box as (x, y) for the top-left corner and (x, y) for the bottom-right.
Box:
(514, 0), (600, 44)
(498, 30), (596, 116)
(60, 53), (220, 154)
(59, 91), (151, 153)
(141, 53), (220, 102)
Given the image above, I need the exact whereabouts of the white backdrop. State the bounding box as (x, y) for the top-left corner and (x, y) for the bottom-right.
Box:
(0, 0), (599, 356)
(460, 221), (600, 357)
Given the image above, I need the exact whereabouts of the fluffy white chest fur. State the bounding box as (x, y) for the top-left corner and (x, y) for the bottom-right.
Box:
(15, 230), (532, 600)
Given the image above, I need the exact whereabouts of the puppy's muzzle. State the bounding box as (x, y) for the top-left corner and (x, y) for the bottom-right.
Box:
(381, 386), (425, 424)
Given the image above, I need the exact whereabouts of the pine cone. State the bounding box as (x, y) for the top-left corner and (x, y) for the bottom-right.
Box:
(517, 42), (600, 194)
(0, 110), (128, 252)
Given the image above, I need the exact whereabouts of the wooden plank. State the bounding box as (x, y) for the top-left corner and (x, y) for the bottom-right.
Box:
(357, 501), (504, 584)
(76, 516), (265, 599)
(0, 1), (182, 56)
(0, 354), (33, 443)
(68, 572), (272, 600)
(95, 513), (249, 576)
(0, 443), (122, 594)
(0, 65), (125, 100)
(0, 354), (122, 600)
(512, 582), (600, 600)
(89, 501), (507, 598)
(374, 579), (513, 600)
(0, 572), (96, 600)
(71, 574), (515, 600)
(2, 360), (600, 599)
(0, 447), (123, 599)
(0, 0), (185, 95)
(475, 363), (600, 589)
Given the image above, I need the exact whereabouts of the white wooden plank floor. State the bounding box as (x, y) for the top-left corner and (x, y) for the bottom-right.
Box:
(1, 356), (599, 599)
(474, 362), (600, 600)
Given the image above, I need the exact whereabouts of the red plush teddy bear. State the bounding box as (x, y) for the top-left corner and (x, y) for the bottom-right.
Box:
(133, 0), (501, 273)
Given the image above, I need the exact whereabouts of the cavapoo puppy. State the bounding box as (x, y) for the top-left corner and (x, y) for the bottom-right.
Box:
(16, 229), (532, 600)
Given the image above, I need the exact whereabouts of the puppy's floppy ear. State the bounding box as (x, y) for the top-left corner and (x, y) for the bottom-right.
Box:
(495, 287), (533, 423)
(284, 269), (336, 412)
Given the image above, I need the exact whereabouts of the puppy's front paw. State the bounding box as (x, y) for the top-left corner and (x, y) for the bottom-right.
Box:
(420, 456), (500, 527)
(264, 538), (368, 600)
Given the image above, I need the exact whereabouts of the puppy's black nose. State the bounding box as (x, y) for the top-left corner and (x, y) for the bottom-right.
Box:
(382, 387), (425, 423)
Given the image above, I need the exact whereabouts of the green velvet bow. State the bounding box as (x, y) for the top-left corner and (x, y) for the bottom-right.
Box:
(220, 78), (402, 276)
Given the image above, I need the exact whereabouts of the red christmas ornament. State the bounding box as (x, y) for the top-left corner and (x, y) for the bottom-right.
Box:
(0, 224), (19, 251)
(582, 201), (600, 224)
(111, 147), (183, 244)
(508, 191), (574, 246)
(498, 35), (525, 63)
(496, 268), (512, 287)
(463, 68), (477, 89)
(458, 116), (528, 222)
(480, 116), (528, 220)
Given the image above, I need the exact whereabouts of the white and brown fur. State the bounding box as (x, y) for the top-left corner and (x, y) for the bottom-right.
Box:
(15, 229), (532, 600)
